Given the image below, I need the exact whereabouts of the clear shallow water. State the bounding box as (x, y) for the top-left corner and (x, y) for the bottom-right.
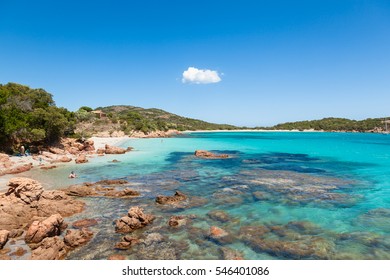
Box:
(26, 132), (390, 259)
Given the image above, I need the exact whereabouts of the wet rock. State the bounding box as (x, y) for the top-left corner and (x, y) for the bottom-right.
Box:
(72, 219), (98, 229)
(75, 154), (88, 164)
(105, 144), (126, 154)
(25, 214), (65, 244)
(96, 148), (105, 155)
(108, 254), (126, 260)
(64, 228), (93, 247)
(207, 210), (231, 223)
(114, 237), (140, 250)
(63, 184), (97, 197)
(220, 247), (244, 260)
(194, 150), (229, 159)
(156, 191), (187, 205)
(95, 179), (128, 185)
(115, 206), (155, 233)
(30, 236), (68, 260)
(0, 230), (10, 249)
(104, 188), (140, 198)
(5, 177), (44, 204)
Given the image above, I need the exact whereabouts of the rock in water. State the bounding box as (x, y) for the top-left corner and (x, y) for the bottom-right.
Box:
(75, 154), (88, 164)
(156, 191), (187, 205)
(105, 144), (126, 154)
(64, 228), (93, 248)
(115, 206), (155, 233)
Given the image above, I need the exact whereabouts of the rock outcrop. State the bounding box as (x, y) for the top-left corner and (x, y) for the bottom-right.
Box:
(0, 230), (10, 249)
(75, 154), (88, 164)
(25, 214), (65, 244)
(0, 178), (85, 232)
(156, 191), (187, 205)
(115, 206), (155, 233)
(5, 177), (44, 204)
(30, 236), (68, 260)
(104, 144), (126, 154)
(61, 180), (140, 198)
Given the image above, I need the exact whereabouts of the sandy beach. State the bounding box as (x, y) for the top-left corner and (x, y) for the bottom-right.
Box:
(0, 136), (131, 190)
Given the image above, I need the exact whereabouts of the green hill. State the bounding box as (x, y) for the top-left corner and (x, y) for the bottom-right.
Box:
(92, 105), (238, 133)
(266, 117), (388, 132)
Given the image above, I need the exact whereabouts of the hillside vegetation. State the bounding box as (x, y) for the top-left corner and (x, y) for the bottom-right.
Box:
(267, 117), (388, 132)
(0, 83), (75, 152)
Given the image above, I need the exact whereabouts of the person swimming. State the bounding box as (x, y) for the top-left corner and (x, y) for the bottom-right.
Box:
(68, 171), (76, 178)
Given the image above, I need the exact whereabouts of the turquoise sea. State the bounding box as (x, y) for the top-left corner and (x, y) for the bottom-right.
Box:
(26, 132), (390, 259)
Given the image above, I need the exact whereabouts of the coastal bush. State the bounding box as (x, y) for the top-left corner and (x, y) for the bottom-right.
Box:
(0, 83), (75, 151)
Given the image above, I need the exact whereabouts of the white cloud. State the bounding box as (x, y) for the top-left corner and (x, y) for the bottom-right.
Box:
(182, 67), (222, 84)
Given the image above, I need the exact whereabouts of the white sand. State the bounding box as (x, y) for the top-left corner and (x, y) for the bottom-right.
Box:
(89, 136), (130, 149)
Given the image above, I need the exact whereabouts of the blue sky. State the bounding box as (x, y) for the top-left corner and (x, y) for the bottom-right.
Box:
(1, 0), (389, 126)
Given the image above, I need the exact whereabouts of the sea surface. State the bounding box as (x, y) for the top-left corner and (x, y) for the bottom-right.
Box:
(25, 132), (390, 259)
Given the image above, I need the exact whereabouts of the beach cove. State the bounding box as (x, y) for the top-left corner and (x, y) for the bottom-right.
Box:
(1, 131), (390, 260)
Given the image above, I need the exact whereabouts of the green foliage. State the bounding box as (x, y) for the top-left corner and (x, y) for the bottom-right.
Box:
(271, 117), (385, 132)
(75, 108), (94, 122)
(79, 106), (93, 112)
(0, 82), (75, 150)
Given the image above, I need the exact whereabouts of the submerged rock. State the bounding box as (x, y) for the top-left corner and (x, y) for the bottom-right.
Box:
(72, 219), (98, 229)
(168, 215), (191, 228)
(207, 210), (232, 223)
(194, 150), (229, 159)
(208, 226), (234, 244)
(64, 228), (93, 248)
(220, 247), (244, 260)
